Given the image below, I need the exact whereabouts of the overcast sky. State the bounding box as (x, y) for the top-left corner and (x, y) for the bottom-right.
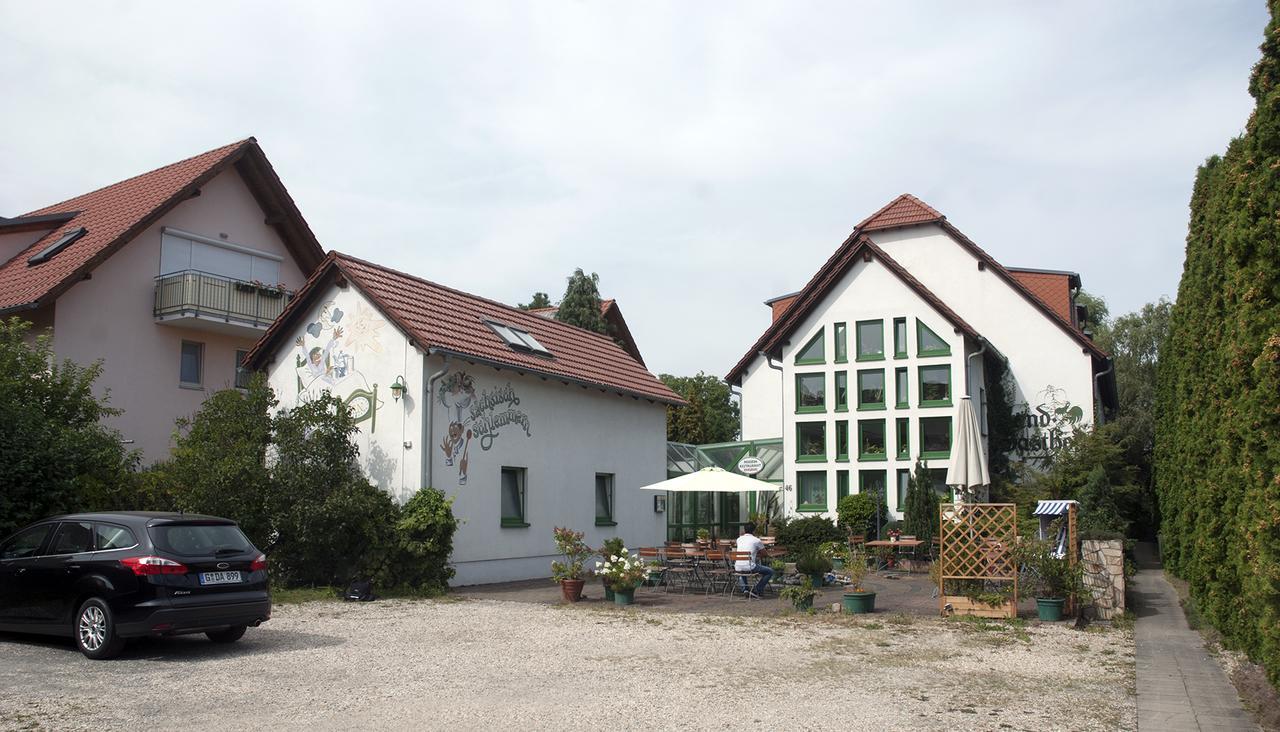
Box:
(1, 2), (1266, 377)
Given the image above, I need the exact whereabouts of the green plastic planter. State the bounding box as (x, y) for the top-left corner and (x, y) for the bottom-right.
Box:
(808, 573), (825, 587)
(843, 591), (877, 614)
(1036, 597), (1065, 621)
(613, 588), (636, 606)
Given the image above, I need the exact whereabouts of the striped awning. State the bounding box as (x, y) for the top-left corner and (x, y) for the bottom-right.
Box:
(1033, 499), (1079, 517)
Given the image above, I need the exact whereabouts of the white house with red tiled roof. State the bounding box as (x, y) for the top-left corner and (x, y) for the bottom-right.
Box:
(728, 194), (1116, 520)
(0, 139), (326, 462)
(245, 253), (683, 585)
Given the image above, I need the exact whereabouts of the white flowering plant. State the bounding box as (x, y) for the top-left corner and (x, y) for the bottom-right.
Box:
(595, 548), (654, 592)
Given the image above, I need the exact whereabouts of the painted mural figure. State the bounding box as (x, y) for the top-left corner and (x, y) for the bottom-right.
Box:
(436, 371), (533, 486)
(438, 372), (476, 484)
(293, 301), (386, 431)
(296, 326), (345, 388)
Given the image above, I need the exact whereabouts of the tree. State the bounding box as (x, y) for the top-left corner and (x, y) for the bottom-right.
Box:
(659, 372), (740, 444)
(518, 292), (552, 310)
(554, 269), (608, 334)
(0, 317), (138, 537)
(1074, 289), (1111, 342)
(1156, 2), (1280, 683)
(901, 458), (940, 547)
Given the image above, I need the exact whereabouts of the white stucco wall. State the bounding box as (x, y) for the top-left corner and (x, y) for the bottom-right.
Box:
(261, 282), (423, 504)
(738, 356), (782, 441)
(869, 225), (1097, 440)
(51, 169), (309, 463)
(424, 353), (669, 585)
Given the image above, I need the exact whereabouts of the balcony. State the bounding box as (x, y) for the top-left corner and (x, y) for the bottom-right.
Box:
(154, 270), (293, 334)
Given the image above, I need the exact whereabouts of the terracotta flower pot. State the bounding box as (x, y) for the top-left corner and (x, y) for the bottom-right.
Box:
(560, 579), (585, 603)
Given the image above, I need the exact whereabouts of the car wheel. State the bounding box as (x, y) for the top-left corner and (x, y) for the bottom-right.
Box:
(75, 598), (125, 660)
(206, 625), (247, 644)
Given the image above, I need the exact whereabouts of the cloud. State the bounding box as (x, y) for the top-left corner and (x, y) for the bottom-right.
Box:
(0, 0), (1265, 377)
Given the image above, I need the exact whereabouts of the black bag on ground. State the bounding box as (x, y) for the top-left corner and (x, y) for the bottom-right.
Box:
(344, 579), (375, 602)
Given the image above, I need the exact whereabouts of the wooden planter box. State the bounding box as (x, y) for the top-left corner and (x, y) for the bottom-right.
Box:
(941, 595), (1017, 619)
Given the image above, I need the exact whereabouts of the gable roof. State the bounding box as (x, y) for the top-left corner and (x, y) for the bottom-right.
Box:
(728, 194), (1110, 383)
(527, 298), (646, 366)
(245, 252), (683, 406)
(0, 138), (326, 313)
(725, 233), (984, 384)
(1007, 267), (1080, 327)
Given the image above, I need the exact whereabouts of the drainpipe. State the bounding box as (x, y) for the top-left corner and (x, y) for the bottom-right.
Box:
(1093, 358), (1113, 427)
(422, 351), (451, 490)
(965, 338), (987, 397)
(761, 351), (786, 523)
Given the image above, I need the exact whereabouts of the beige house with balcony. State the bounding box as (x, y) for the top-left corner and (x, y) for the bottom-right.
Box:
(0, 138), (326, 462)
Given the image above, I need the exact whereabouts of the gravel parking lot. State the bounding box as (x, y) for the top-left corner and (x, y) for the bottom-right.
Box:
(0, 598), (1135, 731)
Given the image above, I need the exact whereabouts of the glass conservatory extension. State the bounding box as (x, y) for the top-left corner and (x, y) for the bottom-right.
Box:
(663, 438), (783, 541)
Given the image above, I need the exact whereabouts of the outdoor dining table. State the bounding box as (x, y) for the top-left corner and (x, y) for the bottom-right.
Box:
(864, 539), (923, 572)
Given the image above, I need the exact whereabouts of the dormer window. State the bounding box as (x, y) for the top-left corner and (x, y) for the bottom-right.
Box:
(27, 227), (87, 266)
(486, 320), (552, 356)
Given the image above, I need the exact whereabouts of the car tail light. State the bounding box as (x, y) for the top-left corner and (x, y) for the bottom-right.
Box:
(250, 554), (268, 572)
(121, 556), (188, 576)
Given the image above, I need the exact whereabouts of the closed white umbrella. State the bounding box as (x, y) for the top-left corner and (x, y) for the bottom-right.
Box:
(638, 466), (772, 493)
(946, 396), (990, 502)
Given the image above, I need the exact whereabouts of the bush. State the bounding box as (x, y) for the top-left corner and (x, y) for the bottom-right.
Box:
(774, 515), (843, 554)
(837, 494), (877, 537)
(795, 551), (833, 576)
(382, 487), (457, 592)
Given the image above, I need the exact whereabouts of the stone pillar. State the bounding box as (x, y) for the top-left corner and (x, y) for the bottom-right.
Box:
(1081, 539), (1125, 620)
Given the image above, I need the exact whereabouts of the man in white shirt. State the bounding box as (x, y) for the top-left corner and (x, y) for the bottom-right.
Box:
(734, 522), (773, 599)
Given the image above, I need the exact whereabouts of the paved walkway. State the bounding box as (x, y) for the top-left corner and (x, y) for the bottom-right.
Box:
(1132, 543), (1258, 731)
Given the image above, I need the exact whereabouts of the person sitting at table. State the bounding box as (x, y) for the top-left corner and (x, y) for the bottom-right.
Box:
(734, 522), (774, 599)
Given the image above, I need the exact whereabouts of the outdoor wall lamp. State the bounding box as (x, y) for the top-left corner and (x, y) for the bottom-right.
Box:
(390, 376), (408, 402)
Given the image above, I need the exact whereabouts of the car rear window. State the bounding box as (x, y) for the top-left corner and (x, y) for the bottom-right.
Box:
(148, 524), (253, 557)
(95, 523), (137, 550)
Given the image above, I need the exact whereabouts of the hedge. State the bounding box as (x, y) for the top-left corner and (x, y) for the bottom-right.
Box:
(1156, 2), (1280, 684)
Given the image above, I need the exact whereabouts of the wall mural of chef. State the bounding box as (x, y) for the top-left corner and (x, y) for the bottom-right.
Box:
(437, 371), (532, 485)
(294, 300), (387, 431)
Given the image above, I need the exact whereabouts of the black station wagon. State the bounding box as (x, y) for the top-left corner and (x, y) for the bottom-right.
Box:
(0, 512), (271, 659)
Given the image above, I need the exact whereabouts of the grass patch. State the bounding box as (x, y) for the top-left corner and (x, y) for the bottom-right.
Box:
(886, 613), (915, 626)
(271, 584), (449, 605)
(1111, 611), (1135, 632)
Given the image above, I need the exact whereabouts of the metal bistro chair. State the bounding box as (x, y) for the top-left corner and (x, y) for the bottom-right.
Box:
(638, 547), (664, 590)
(727, 551), (760, 600)
(662, 545), (697, 594)
(701, 545), (733, 595)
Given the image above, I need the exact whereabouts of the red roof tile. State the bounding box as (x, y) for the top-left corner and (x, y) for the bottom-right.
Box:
(246, 253), (682, 405)
(857, 193), (945, 232)
(523, 298), (645, 365)
(0, 138), (325, 313)
(1007, 269), (1076, 327)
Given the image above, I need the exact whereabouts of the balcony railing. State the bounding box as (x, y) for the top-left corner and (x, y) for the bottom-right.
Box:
(154, 270), (293, 330)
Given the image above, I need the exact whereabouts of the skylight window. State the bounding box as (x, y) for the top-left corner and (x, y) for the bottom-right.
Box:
(27, 227), (87, 266)
(486, 320), (552, 356)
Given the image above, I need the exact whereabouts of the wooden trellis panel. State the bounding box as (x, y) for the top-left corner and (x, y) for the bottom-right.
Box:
(938, 503), (1019, 619)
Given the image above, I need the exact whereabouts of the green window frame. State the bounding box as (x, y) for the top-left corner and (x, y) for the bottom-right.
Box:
(835, 420), (849, 461)
(895, 367), (908, 408)
(796, 422), (827, 462)
(896, 469), (910, 511)
(795, 372), (826, 413)
(860, 470), (886, 501)
(797, 471), (828, 512)
(918, 364), (952, 407)
(834, 371), (848, 412)
(836, 470), (850, 499)
(855, 319), (884, 361)
(856, 369), (886, 411)
(895, 417), (909, 460)
(500, 466), (529, 527)
(595, 473), (616, 526)
(919, 417), (952, 459)
(858, 419), (887, 461)
(893, 317), (908, 359)
(916, 319), (951, 357)
(795, 328), (825, 365)
(834, 322), (848, 363)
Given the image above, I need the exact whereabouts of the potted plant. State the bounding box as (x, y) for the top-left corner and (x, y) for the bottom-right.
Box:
(696, 528), (711, 545)
(597, 537), (625, 601)
(1015, 537), (1084, 621)
(796, 550), (833, 587)
(842, 550), (876, 614)
(551, 526), (591, 603)
(819, 540), (850, 570)
(597, 549), (652, 606)
(769, 558), (786, 586)
(781, 575), (817, 611)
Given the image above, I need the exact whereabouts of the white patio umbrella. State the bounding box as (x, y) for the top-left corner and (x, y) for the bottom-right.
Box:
(946, 395), (990, 503)
(638, 466), (773, 493)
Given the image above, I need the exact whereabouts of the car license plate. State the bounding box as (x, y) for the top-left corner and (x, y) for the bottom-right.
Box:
(199, 571), (242, 585)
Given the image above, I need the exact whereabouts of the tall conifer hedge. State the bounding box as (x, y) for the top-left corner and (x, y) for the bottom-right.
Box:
(1156, 3), (1280, 683)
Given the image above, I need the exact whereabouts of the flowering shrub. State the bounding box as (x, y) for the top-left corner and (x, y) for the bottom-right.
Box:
(595, 548), (653, 592)
(551, 526), (591, 582)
